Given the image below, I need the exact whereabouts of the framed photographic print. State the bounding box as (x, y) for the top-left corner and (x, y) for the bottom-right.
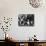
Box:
(18, 14), (34, 26)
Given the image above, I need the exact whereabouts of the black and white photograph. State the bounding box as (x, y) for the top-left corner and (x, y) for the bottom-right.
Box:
(18, 14), (34, 26)
(0, 0), (46, 46)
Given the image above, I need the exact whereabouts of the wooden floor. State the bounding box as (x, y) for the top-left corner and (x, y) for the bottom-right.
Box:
(0, 40), (16, 46)
(0, 42), (16, 46)
(0, 40), (46, 46)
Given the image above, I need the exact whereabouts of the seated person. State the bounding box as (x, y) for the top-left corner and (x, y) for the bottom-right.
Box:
(5, 33), (17, 42)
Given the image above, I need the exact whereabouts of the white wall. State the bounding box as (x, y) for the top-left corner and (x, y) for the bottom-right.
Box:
(0, 0), (46, 40)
